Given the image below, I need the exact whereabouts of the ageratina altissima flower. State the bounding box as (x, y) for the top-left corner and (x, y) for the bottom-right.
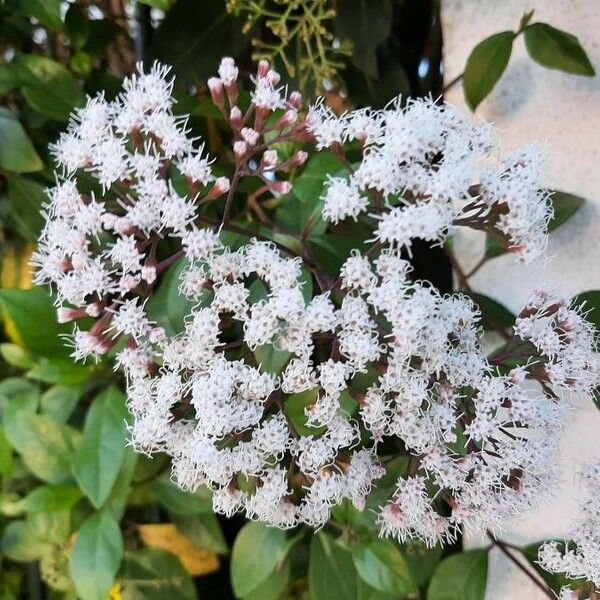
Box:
(34, 58), (599, 544)
(538, 463), (600, 599)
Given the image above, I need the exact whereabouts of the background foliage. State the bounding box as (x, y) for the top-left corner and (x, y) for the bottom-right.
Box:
(0, 0), (596, 599)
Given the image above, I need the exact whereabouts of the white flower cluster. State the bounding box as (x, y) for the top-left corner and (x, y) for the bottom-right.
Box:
(538, 463), (600, 598)
(308, 98), (552, 263)
(35, 57), (599, 544)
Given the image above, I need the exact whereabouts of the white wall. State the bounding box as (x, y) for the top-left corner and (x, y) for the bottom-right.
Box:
(441, 1), (600, 597)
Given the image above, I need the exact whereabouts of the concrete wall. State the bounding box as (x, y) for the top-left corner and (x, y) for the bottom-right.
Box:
(441, 1), (600, 597)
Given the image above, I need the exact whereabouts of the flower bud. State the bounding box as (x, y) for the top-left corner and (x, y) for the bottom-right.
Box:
(257, 60), (270, 78)
(229, 106), (243, 128)
(261, 150), (278, 169)
(207, 77), (225, 108)
(289, 91), (302, 109)
(270, 180), (292, 195)
(233, 140), (248, 159)
(276, 109), (297, 129)
(289, 150), (308, 167)
(218, 57), (238, 85)
(208, 176), (230, 199)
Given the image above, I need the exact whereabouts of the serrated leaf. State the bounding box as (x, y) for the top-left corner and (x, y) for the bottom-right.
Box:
(463, 31), (514, 110)
(70, 510), (123, 600)
(427, 550), (488, 600)
(524, 23), (595, 76)
(230, 521), (288, 597)
(309, 532), (358, 600)
(72, 387), (129, 508)
(0, 106), (43, 173)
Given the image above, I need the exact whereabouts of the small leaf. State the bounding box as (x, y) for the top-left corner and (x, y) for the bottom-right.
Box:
(352, 539), (417, 596)
(70, 510), (123, 600)
(0, 107), (43, 173)
(463, 31), (514, 110)
(427, 550), (488, 600)
(285, 388), (325, 436)
(254, 344), (291, 375)
(40, 385), (83, 423)
(0, 520), (50, 562)
(524, 23), (595, 76)
(309, 532), (358, 600)
(137, 523), (220, 576)
(15, 484), (82, 512)
(0, 426), (13, 475)
(72, 387), (129, 508)
(230, 521), (288, 597)
(547, 191), (585, 231)
(120, 548), (196, 600)
(65, 4), (90, 49)
(244, 559), (291, 600)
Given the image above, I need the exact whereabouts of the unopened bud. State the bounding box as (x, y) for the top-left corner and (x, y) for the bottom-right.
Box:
(85, 302), (103, 318)
(289, 91), (302, 109)
(208, 176), (230, 199)
(241, 127), (259, 146)
(141, 265), (157, 284)
(261, 150), (278, 169)
(207, 77), (225, 107)
(289, 150), (308, 167)
(257, 60), (270, 78)
(270, 180), (292, 195)
(229, 106), (243, 127)
(57, 307), (87, 323)
(119, 274), (140, 293)
(218, 57), (239, 85)
(233, 140), (248, 159)
(266, 69), (280, 85)
(276, 109), (297, 129)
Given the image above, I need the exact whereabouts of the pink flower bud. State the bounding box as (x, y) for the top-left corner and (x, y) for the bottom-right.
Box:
(266, 70), (280, 85)
(57, 307), (86, 323)
(233, 140), (248, 159)
(229, 106), (243, 127)
(276, 109), (297, 129)
(270, 180), (292, 195)
(261, 150), (278, 169)
(85, 302), (103, 318)
(141, 265), (157, 284)
(289, 91), (302, 109)
(241, 127), (259, 146)
(218, 57), (238, 85)
(207, 77), (225, 107)
(289, 150), (308, 166)
(257, 60), (270, 78)
(208, 177), (230, 199)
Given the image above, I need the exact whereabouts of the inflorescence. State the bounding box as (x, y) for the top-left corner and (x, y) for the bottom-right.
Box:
(34, 58), (599, 548)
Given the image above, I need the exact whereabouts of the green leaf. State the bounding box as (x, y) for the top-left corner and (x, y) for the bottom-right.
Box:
(285, 388), (325, 436)
(146, 258), (196, 336)
(0, 426), (12, 475)
(82, 20), (122, 57)
(309, 532), (358, 600)
(150, 0), (246, 86)
(0, 106), (43, 173)
(15, 54), (85, 121)
(28, 357), (91, 385)
(65, 4), (90, 49)
(467, 292), (516, 332)
(254, 344), (291, 375)
(105, 446), (138, 521)
(230, 521), (288, 597)
(153, 474), (213, 514)
(352, 539), (417, 596)
(547, 190), (585, 231)
(335, 0), (392, 78)
(574, 290), (600, 332)
(14, 0), (63, 31)
(4, 410), (80, 484)
(0, 519), (50, 562)
(522, 541), (585, 592)
(120, 548), (196, 600)
(0, 343), (36, 369)
(293, 151), (343, 206)
(402, 541), (443, 587)
(0, 379), (39, 419)
(15, 484), (82, 512)
(0, 288), (71, 357)
(5, 172), (46, 240)
(171, 512), (229, 555)
(70, 510), (123, 600)
(486, 189), (585, 258)
(427, 550), (488, 600)
(139, 0), (172, 9)
(463, 31), (514, 110)
(524, 23), (595, 76)
(244, 559), (291, 600)
(40, 384), (83, 423)
(72, 387), (129, 508)
(0, 64), (19, 95)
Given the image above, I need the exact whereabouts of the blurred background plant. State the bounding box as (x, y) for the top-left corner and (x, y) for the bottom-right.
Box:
(0, 0), (596, 599)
